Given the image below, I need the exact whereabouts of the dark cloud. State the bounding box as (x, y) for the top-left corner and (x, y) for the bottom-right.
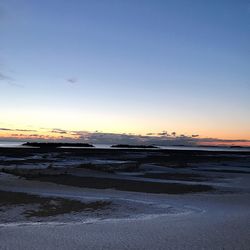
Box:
(51, 129), (68, 134)
(0, 127), (36, 132)
(68, 130), (196, 146)
(157, 131), (169, 136)
(179, 134), (186, 137)
(0, 128), (12, 131)
(192, 134), (199, 138)
(171, 132), (176, 137)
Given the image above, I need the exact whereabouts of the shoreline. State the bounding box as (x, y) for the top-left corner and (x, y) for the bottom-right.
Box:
(1, 143), (250, 152)
(1, 146), (250, 154)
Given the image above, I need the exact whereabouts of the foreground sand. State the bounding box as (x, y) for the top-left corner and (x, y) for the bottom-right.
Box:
(1, 175), (250, 250)
(1, 205), (249, 250)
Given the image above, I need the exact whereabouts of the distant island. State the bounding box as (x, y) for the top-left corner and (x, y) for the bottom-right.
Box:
(111, 144), (158, 149)
(23, 142), (94, 148)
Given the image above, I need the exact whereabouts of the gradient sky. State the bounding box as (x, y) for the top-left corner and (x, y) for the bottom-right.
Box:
(0, 0), (249, 143)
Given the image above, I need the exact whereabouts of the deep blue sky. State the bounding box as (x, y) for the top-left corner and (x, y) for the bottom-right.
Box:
(0, 0), (249, 140)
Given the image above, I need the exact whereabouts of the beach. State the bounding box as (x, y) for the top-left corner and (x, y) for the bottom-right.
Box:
(1, 147), (250, 249)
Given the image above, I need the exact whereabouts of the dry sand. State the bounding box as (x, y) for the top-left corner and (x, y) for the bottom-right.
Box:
(1, 172), (250, 250)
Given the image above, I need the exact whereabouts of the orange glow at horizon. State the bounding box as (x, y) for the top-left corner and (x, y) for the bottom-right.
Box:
(199, 141), (250, 147)
(0, 131), (79, 141)
(1, 127), (250, 147)
(1, 107), (250, 143)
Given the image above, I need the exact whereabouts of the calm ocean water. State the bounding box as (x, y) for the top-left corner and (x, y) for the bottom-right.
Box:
(0, 141), (26, 147)
(0, 140), (249, 152)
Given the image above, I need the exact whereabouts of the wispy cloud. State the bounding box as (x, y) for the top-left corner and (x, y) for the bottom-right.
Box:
(0, 128), (37, 132)
(0, 71), (23, 88)
(0, 128), (12, 131)
(15, 129), (37, 132)
(51, 128), (68, 134)
(67, 77), (78, 84)
(0, 72), (11, 81)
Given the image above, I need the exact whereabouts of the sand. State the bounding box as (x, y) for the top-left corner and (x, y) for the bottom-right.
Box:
(1, 148), (250, 249)
(1, 172), (250, 250)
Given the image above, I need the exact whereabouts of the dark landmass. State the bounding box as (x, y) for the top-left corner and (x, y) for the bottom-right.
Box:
(111, 144), (158, 149)
(23, 142), (94, 148)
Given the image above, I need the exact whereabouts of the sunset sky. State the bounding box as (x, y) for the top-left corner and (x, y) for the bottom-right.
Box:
(0, 0), (249, 145)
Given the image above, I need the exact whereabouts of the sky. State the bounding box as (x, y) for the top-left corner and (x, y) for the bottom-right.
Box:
(0, 0), (249, 145)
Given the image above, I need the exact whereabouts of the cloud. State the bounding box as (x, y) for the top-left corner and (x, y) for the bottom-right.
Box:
(0, 128), (37, 132)
(157, 131), (169, 136)
(0, 72), (11, 81)
(1, 127), (250, 146)
(67, 77), (78, 84)
(0, 128), (12, 131)
(51, 128), (68, 134)
(195, 138), (250, 143)
(66, 130), (198, 146)
(5, 81), (24, 88)
(16, 129), (37, 132)
(0, 71), (23, 88)
(192, 134), (199, 137)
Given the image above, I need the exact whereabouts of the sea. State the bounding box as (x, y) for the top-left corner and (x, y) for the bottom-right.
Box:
(0, 140), (249, 152)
